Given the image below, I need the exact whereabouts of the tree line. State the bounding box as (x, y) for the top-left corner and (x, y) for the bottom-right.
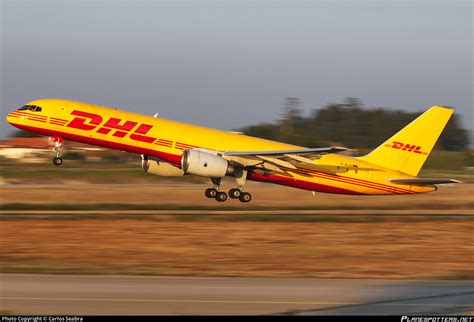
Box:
(238, 97), (469, 151)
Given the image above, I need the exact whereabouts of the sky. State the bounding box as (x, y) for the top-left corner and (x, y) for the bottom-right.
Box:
(1, 0), (472, 142)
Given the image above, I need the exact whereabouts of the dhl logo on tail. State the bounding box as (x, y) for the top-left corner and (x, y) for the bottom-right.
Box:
(384, 141), (428, 155)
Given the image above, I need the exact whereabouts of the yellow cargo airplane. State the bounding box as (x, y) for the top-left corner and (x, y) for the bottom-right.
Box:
(6, 99), (459, 202)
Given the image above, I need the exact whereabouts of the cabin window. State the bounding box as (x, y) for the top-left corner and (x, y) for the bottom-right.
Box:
(18, 105), (42, 112)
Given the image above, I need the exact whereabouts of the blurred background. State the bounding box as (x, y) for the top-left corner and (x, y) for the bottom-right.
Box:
(1, 0), (472, 316)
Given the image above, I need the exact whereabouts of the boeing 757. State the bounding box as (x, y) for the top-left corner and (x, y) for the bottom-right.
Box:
(6, 99), (459, 202)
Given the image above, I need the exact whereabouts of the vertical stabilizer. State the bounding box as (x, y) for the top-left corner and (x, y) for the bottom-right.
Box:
(359, 106), (453, 176)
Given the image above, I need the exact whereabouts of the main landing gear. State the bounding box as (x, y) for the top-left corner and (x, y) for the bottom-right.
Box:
(204, 178), (228, 202)
(50, 137), (64, 166)
(228, 188), (252, 203)
(204, 170), (252, 203)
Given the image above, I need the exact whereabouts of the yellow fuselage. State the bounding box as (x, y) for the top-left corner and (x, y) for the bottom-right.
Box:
(6, 99), (435, 195)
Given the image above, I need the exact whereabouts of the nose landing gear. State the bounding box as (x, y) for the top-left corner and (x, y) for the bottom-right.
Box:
(52, 156), (63, 166)
(50, 137), (64, 166)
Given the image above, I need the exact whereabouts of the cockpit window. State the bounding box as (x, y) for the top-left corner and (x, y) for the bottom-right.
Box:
(18, 105), (42, 112)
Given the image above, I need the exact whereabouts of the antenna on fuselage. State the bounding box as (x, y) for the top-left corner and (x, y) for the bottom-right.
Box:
(153, 113), (159, 118)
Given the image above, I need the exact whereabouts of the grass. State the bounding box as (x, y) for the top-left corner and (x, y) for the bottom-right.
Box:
(1, 217), (472, 279)
(419, 168), (474, 181)
(0, 160), (204, 184)
(1, 158), (472, 184)
(0, 161), (471, 279)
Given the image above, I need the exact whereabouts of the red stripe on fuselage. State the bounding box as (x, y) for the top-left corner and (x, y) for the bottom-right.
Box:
(310, 172), (407, 194)
(295, 169), (413, 194)
(9, 112), (47, 119)
(9, 114), (47, 121)
(155, 143), (172, 148)
(311, 171), (414, 194)
(281, 166), (414, 194)
(18, 117), (47, 123)
(248, 171), (361, 195)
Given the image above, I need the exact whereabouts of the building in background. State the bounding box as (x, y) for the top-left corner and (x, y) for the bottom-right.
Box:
(0, 137), (130, 163)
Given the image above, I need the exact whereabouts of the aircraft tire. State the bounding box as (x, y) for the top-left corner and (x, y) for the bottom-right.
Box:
(215, 191), (228, 202)
(239, 192), (252, 203)
(205, 188), (218, 198)
(52, 157), (63, 166)
(228, 188), (241, 199)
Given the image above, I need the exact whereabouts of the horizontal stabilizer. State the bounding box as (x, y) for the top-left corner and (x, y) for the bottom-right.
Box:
(389, 178), (461, 185)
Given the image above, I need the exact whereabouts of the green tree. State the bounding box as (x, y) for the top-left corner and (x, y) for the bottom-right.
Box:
(239, 98), (469, 150)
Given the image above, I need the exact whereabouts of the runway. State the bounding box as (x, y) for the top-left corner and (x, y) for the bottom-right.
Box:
(1, 274), (473, 315)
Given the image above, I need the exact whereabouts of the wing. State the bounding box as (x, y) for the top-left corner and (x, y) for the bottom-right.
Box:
(389, 178), (461, 185)
(223, 147), (348, 175)
(224, 147), (347, 157)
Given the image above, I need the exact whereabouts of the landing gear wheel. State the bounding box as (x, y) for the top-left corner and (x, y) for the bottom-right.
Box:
(205, 188), (218, 198)
(52, 157), (63, 166)
(229, 188), (241, 199)
(239, 192), (252, 203)
(215, 191), (228, 202)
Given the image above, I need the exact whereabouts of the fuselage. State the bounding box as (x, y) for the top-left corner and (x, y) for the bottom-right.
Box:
(6, 99), (435, 195)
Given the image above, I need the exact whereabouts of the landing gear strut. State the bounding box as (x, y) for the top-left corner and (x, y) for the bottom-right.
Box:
(232, 168), (251, 203)
(51, 137), (64, 166)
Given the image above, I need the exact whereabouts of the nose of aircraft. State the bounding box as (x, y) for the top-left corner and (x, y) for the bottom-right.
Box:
(5, 110), (29, 131)
(6, 111), (15, 124)
(5, 110), (22, 125)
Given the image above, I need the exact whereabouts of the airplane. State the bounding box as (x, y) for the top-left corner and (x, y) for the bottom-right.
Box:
(5, 99), (460, 202)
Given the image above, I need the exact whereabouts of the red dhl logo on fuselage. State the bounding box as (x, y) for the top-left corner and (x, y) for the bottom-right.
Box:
(385, 141), (428, 155)
(66, 110), (156, 143)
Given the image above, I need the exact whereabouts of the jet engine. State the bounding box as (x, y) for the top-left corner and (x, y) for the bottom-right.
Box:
(181, 149), (234, 178)
(141, 155), (184, 177)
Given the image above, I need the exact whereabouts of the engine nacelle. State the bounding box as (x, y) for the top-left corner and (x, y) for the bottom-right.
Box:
(142, 155), (184, 177)
(181, 149), (233, 178)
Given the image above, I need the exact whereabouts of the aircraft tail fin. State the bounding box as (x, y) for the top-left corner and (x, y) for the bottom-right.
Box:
(359, 106), (453, 176)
